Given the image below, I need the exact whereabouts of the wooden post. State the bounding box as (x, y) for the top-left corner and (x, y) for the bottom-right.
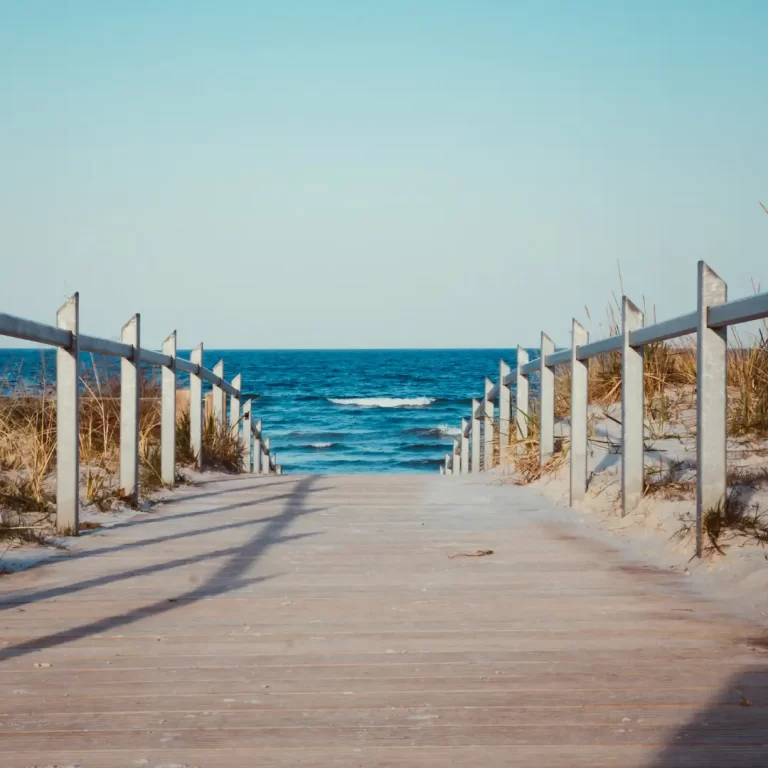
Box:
(230, 374), (241, 438)
(471, 399), (481, 473)
(569, 319), (589, 505)
(56, 293), (79, 534)
(161, 331), (177, 486)
(499, 360), (511, 465)
(539, 333), (555, 465)
(254, 419), (263, 474)
(212, 360), (226, 427)
(621, 298), (644, 516)
(263, 437), (271, 475)
(241, 399), (252, 472)
(460, 418), (469, 474)
(484, 378), (494, 471)
(453, 438), (461, 475)
(515, 346), (529, 443)
(190, 344), (203, 470)
(445, 453), (452, 475)
(696, 261), (727, 557)
(120, 314), (140, 503)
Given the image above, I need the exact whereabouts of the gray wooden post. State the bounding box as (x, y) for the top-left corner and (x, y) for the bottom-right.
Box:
(453, 438), (461, 475)
(190, 343), (203, 470)
(212, 360), (226, 427)
(241, 399), (252, 472)
(460, 418), (469, 474)
(230, 374), (241, 437)
(499, 360), (511, 464)
(569, 319), (589, 505)
(445, 453), (452, 475)
(254, 419), (263, 474)
(696, 261), (727, 557)
(516, 346), (529, 443)
(471, 399), (481, 473)
(621, 298), (645, 516)
(161, 331), (177, 487)
(484, 378), (494, 471)
(539, 333), (555, 465)
(439, 465), (445, 476)
(120, 314), (140, 503)
(263, 437), (271, 475)
(56, 293), (79, 534)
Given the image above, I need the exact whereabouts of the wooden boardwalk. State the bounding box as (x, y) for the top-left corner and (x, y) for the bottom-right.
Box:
(0, 474), (766, 766)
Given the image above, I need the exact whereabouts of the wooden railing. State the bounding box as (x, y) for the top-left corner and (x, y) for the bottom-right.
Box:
(0, 293), (279, 534)
(442, 260), (768, 557)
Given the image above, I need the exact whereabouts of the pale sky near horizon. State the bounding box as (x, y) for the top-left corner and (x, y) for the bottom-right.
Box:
(1, 1), (766, 350)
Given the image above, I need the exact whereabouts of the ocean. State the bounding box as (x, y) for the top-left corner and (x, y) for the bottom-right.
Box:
(0, 348), (525, 474)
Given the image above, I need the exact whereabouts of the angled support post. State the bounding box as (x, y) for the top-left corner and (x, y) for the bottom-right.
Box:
(539, 333), (555, 466)
(569, 320), (589, 506)
(241, 399), (252, 472)
(471, 399), (481, 473)
(56, 293), (79, 534)
(621, 298), (645, 516)
(190, 344), (204, 470)
(515, 346), (529, 444)
(230, 374), (241, 438)
(161, 331), (177, 486)
(120, 314), (140, 503)
(484, 378), (494, 471)
(499, 360), (511, 465)
(212, 360), (226, 427)
(460, 418), (469, 474)
(696, 261), (727, 557)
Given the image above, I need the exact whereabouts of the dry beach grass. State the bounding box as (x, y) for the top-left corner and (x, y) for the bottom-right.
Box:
(0, 359), (244, 551)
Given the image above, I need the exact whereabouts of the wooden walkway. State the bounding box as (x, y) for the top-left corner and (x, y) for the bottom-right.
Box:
(0, 474), (766, 766)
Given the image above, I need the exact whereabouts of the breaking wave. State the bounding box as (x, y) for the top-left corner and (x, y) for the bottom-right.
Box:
(328, 397), (435, 408)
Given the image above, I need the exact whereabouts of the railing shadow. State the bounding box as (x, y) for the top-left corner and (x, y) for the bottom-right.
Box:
(0, 475), (322, 662)
(648, 665), (768, 767)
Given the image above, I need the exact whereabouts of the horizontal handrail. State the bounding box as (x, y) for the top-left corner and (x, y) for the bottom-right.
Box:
(577, 335), (621, 359)
(80, 334), (133, 358)
(0, 311), (240, 397)
(708, 292), (768, 328)
(139, 348), (173, 367)
(629, 310), (697, 347)
(175, 358), (199, 375)
(0, 312), (72, 348)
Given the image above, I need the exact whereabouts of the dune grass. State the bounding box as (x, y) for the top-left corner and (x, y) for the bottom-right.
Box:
(0, 356), (247, 547)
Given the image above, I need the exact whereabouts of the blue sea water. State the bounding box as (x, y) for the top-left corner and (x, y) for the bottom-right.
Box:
(0, 348), (524, 474)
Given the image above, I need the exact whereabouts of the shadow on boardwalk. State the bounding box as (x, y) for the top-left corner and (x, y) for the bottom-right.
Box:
(0, 475), (323, 663)
(650, 665), (768, 767)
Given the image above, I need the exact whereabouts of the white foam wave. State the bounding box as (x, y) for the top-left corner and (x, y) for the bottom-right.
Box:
(309, 442), (335, 449)
(328, 397), (435, 408)
(436, 423), (462, 436)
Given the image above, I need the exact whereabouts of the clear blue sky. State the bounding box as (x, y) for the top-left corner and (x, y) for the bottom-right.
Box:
(1, 1), (766, 349)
